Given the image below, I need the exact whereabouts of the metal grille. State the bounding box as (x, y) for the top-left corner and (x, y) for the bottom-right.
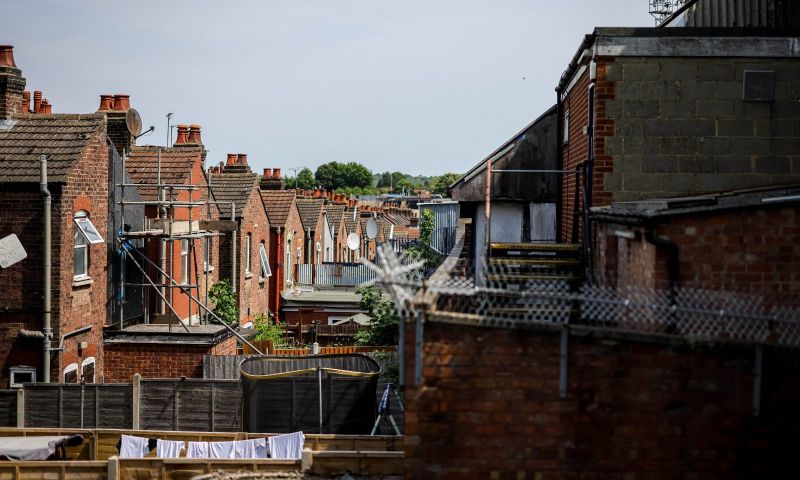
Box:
(365, 246), (800, 349)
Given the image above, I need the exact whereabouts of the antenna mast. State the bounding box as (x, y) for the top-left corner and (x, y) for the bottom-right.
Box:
(648, 0), (687, 25)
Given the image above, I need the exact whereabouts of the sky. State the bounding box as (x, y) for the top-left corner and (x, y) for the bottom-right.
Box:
(4, 0), (651, 177)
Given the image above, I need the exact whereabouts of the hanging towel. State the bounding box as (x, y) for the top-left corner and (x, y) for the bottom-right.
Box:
(232, 438), (267, 459)
(186, 442), (209, 459)
(209, 441), (236, 459)
(267, 432), (304, 460)
(156, 439), (185, 458)
(119, 435), (150, 458)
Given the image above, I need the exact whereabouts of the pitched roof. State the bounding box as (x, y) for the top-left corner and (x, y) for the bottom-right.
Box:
(344, 207), (360, 234)
(295, 197), (325, 230)
(126, 146), (204, 200)
(324, 204), (346, 232)
(0, 114), (105, 183)
(209, 172), (259, 219)
(260, 189), (296, 227)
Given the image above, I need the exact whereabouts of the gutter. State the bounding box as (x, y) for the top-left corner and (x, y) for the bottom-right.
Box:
(39, 155), (52, 383)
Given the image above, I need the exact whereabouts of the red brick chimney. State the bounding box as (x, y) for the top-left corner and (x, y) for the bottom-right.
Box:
(98, 94), (114, 111)
(263, 168), (272, 178)
(0, 46), (26, 120)
(226, 154), (237, 167)
(33, 91), (42, 113)
(186, 124), (202, 145)
(260, 167), (284, 190)
(21, 90), (30, 113)
(174, 125), (189, 145)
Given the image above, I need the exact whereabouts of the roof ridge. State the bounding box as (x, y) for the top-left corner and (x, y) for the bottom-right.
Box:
(11, 113), (104, 121)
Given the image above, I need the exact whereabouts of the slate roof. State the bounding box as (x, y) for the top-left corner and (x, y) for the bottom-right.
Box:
(296, 197), (325, 230)
(209, 172), (259, 219)
(0, 114), (105, 183)
(260, 190), (296, 227)
(344, 207), (360, 234)
(324, 205), (346, 233)
(126, 146), (204, 200)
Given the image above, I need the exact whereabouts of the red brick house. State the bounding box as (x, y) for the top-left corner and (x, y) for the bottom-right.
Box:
(124, 127), (219, 325)
(342, 205), (362, 262)
(296, 197), (326, 265)
(0, 45), (108, 385)
(260, 169), (304, 321)
(209, 153), (271, 323)
(323, 199), (347, 262)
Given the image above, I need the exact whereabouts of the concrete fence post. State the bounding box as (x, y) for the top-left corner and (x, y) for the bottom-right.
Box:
(132, 373), (141, 430)
(16, 388), (24, 428)
(107, 455), (120, 480)
(301, 447), (313, 472)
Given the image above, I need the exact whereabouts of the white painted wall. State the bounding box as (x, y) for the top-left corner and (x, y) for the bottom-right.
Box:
(322, 214), (334, 262)
(531, 202), (556, 242)
(473, 202), (524, 283)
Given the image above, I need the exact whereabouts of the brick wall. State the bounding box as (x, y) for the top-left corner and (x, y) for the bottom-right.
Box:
(236, 187), (270, 321)
(57, 125), (110, 382)
(403, 321), (800, 479)
(595, 204), (800, 295)
(560, 70), (591, 242)
(103, 335), (236, 383)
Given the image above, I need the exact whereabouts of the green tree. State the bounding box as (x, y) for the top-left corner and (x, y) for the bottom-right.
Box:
(405, 208), (445, 273)
(355, 285), (399, 346)
(209, 279), (238, 325)
(432, 172), (461, 196)
(315, 161), (373, 190)
(315, 162), (343, 190)
(253, 312), (287, 347)
(296, 167), (316, 190)
(342, 162), (373, 189)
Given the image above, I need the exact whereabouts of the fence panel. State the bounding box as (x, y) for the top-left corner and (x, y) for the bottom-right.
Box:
(0, 390), (17, 427)
(140, 379), (241, 432)
(24, 384), (132, 429)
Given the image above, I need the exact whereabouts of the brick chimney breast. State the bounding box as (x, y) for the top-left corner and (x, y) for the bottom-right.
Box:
(0, 46), (25, 120)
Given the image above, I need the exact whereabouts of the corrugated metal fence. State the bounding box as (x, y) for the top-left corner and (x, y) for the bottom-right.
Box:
(418, 201), (460, 255)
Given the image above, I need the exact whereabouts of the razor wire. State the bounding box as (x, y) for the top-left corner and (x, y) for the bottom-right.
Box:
(364, 246), (800, 349)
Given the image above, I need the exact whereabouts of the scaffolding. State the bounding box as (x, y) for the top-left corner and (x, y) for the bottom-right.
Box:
(115, 148), (262, 353)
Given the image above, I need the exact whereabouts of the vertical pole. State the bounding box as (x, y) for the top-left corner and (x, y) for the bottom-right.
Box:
(158, 149), (166, 317)
(484, 157), (492, 266)
(414, 305), (424, 387)
(752, 344), (763, 417)
(119, 151), (126, 330)
(559, 327), (569, 399)
(188, 170), (193, 325)
(231, 204), (237, 293)
(107, 456), (120, 480)
(40, 155), (52, 383)
(16, 388), (24, 428)
(132, 373), (141, 430)
(80, 382), (85, 428)
(317, 366), (323, 434)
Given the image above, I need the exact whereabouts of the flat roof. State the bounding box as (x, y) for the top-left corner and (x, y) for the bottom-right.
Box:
(104, 323), (234, 345)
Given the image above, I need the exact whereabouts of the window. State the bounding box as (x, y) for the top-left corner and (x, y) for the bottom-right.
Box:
(63, 363), (78, 383)
(181, 239), (189, 284)
(9, 366), (36, 388)
(245, 234), (252, 274)
(563, 110), (570, 144)
(81, 357), (95, 383)
(259, 242), (271, 278)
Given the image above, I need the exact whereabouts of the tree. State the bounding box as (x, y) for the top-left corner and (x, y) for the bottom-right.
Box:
(209, 280), (238, 325)
(355, 285), (399, 346)
(315, 161), (373, 190)
(315, 162), (343, 190)
(296, 168), (316, 190)
(342, 162), (373, 189)
(432, 173), (461, 196)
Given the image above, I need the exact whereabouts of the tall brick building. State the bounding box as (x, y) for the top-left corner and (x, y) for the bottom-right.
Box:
(558, 27), (800, 244)
(209, 153), (271, 323)
(0, 45), (109, 385)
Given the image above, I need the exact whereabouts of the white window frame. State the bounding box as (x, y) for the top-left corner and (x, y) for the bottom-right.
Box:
(181, 239), (189, 285)
(81, 357), (96, 383)
(9, 366), (36, 388)
(63, 363), (79, 384)
(563, 109), (570, 144)
(245, 233), (252, 274)
(259, 242), (271, 278)
(73, 211), (91, 280)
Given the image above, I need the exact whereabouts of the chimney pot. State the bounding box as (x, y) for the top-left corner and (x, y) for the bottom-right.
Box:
(175, 125), (189, 144)
(98, 94), (114, 111)
(21, 91), (30, 113)
(0, 45), (17, 68)
(33, 91), (42, 113)
(113, 94), (130, 111)
(226, 154), (237, 166)
(263, 168), (272, 178)
(40, 99), (51, 114)
(237, 153), (247, 165)
(273, 168), (281, 179)
(187, 124), (202, 144)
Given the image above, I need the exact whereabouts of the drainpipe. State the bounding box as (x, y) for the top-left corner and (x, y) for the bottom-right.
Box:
(39, 155), (52, 383)
(275, 227), (283, 321)
(231, 204), (237, 293)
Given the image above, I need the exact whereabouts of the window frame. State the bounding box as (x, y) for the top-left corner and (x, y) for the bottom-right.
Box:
(563, 109), (570, 144)
(245, 233), (252, 275)
(9, 366), (36, 388)
(73, 211), (90, 280)
(63, 363), (79, 384)
(259, 242), (272, 278)
(181, 239), (189, 285)
(81, 357), (96, 383)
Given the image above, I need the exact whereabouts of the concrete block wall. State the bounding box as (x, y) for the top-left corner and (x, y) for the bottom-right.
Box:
(601, 57), (800, 203)
(403, 320), (800, 479)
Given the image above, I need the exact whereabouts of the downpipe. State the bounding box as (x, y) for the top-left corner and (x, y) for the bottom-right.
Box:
(40, 155), (52, 383)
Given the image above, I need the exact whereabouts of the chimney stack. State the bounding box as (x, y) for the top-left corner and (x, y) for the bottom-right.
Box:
(21, 90), (30, 113)
(174, 125), (189, 145)
(39, 99), (51, 114)
(186, 124), (202, 145)
(0, 46), (25, 120)
(98, 94), (114, 111)
(260, 167), (285, 190)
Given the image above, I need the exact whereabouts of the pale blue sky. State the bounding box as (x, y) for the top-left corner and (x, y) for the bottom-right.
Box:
(4, 1), (649, 176)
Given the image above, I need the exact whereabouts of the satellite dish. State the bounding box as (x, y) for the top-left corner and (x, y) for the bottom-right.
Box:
(0, 234), (27, 268)
(347, 233), (359, 251)
(125, 108), (142, 136)
(366, 219), (378, 240)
